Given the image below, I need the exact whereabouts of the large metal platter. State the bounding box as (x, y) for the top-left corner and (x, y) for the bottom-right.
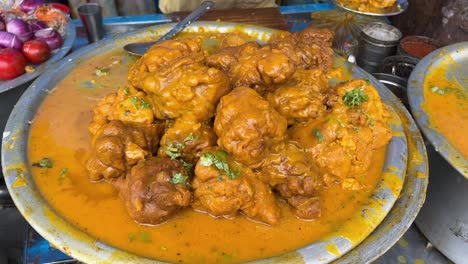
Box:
(333, 0), (408, 16)
(2, 22), (424, 263)
(407, 42), (468, 177)
(0, 17), (76, 94)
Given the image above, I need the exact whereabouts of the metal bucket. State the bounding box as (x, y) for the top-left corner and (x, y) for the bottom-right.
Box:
(356, 22), (402, 73)
(1, 22), (427, 263)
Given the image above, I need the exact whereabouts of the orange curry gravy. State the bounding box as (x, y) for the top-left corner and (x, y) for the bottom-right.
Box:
(29, 48), (386, 263)
(423, 59), (468, 159)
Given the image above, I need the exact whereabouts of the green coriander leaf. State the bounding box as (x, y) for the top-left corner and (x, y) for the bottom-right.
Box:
(200, 153), (216, 166)
(215, 149), (228, 162)
(181, 160), (193, 174)
(430, 86), (447, 95)
(183, 133), (195, 143)
(130, 97), (139, 109)
(313, 128), (323, 143)
(139, 99), (151, 109)
(166, 144), (181, 160)
(123, 87), (129, 95)
(342, 88), (369, 108)
(58, 168), (68, 184)
(200, 151), (240, 180)
(353, 127), (360, 132)
(128, 232), (151, 243)
(33, 158), (53, 168)
(170, 173), (189, 186)
(95, 67), (109, 76)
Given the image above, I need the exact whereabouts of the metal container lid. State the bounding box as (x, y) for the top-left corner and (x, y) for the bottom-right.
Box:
(361, 22), (402, 46)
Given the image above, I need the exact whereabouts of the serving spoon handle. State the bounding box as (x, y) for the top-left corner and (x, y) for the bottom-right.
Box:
(124, 1), (215, 56)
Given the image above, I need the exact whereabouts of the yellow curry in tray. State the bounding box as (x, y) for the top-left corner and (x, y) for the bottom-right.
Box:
(29, 27), (393, 263)
(336, 0), (399, 14)
(423, 59), (468, 160)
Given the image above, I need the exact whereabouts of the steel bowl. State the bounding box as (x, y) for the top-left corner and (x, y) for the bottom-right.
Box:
(407, 42), (468, 263)
(2, 22), (426, 263)
(0, 17), (76, 94)
(407, 42), (468, 177)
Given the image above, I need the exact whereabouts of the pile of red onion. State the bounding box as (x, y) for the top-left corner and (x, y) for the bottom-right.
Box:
(0, 16), (63, 51)
(0, 0), (66, 80)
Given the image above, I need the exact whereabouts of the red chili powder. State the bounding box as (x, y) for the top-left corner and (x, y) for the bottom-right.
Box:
(401, 40), (437, 58)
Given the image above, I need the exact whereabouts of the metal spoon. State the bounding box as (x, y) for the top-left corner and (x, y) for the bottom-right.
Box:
(124, 1), (215, 56)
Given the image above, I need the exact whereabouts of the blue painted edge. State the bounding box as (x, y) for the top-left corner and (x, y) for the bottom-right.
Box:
(279, 3), (335, 14)
(73, 3), (335, 27)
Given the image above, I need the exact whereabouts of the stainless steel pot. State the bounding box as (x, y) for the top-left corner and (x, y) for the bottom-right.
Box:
(1, 22), (427, 264)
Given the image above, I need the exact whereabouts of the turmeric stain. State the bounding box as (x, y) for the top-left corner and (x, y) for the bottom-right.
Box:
(382, 171), (403, 197)
(12, 176), (27, 188)
(325, 242), (340, 257)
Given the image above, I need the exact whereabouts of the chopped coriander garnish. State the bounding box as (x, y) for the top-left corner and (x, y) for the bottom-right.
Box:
(200, 150), (240, 180)
(342, 88), (369, 108)
(181, 160), (193, 174)
(123, 87), (129, 95)
(353, 127), (360, 132)
(170, 172), (190, 187)
(166, 144), (181, 160)
(95, 67), (109, 76)
(128, 232), (151, 243)
(58, 168), (68, 184)
(313, 128), (323, 143)
(139, 99), (151, 109)
(130, 97), (138, 109)
(430, 85), (466, 99)
(165, 133), (195, 160)
(32, 158), (53, 168)
(184, 133), (195, 143)
(430, 86), (447, 95)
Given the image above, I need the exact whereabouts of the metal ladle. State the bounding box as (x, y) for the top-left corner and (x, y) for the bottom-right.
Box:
(124, 1), (215, 56)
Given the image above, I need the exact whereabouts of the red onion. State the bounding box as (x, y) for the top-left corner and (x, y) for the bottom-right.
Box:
(34, 28), (62, 50)
(20, 0), (46, 13)
(7, 18), (32, 42)
(0, 31), (23, 50)
(28, 19), (47, 32)
(0, 17), (5, 31)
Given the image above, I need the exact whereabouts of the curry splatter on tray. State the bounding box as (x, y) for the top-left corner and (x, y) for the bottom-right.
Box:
(29, 26), (393, 263)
